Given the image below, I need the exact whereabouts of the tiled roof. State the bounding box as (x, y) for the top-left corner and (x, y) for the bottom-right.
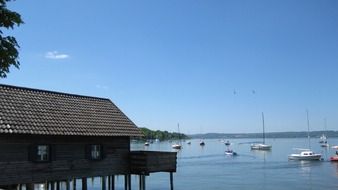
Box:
(0, 84), (143, 137)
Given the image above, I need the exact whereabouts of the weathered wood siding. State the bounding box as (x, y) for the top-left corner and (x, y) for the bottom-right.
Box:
(130, 151), (177, 175)
(0, 134), (130, 185)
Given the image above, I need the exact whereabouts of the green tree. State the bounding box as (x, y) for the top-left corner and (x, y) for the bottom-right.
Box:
(0, 0), (23, 78)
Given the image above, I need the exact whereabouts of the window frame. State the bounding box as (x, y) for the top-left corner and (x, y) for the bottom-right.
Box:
(86, 144), (104, 161)
(29, 144), (52, 163)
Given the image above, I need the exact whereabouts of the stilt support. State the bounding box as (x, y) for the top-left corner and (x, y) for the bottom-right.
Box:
(102, 176), (106, 190)
(82, 178), (87, 190)
(170, 172), (174, 190)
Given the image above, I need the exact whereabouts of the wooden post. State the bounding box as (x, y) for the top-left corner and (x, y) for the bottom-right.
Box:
(170, 172), (174, 190)
(102, 176), (106, 190)
(18, 184), (23, 190)
(128, 174), (131, 190)
(25, 183), (34, 190)
(139, 175), (142, 190)
(81, 178), (87, 190)
(73, 178), (76, 190)
(46, 182), (49, 190)
(56, 182), (60, 190)
(124, 175), (128, 190)
(108, 176), (111, 190)
(66, 179), (70, 190)
(50, 182), (55, 190)
(142, 175), (146, 190)
(111, 175), (115, 190)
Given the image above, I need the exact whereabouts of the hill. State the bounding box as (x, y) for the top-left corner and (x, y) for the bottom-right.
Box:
(189, 130), (338, 139)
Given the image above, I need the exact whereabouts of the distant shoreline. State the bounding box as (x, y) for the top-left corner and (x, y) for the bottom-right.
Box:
(188, 130), (338, 139)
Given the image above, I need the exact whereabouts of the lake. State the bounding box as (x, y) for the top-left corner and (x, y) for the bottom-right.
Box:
(91, 138), (338, 190)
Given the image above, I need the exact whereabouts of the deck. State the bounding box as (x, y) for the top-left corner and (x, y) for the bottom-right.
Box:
(130, 151), (177, 175)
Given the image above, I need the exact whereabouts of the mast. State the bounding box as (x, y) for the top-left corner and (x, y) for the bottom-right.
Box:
(306, 110), (311, 149)
(177, 123), (180, 144)
(262, 112), (265, 144)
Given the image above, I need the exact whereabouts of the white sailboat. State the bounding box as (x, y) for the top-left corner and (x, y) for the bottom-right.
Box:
(251, 112), (272, 150)
(288, 110), (321, 161)
(172, 123), (182, 149)
(319, 118), (329, 147)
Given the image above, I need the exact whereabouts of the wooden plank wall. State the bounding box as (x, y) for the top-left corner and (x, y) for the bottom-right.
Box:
(0, 134), (131, 185)
(130, 151), (177, 174)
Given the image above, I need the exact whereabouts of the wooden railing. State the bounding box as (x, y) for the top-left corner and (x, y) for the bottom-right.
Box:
(130, 151), (177, 175)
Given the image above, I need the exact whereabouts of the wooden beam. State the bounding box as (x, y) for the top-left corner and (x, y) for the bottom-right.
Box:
(111, 175), (115, 190)
(25, 183), (34, 190)
(81, 178), (87, 190)
(128, 174), (131, 190)
(50, 182), (55, 190)
(170, 172), (174, 190)
(142, 175), (146, 190)
(124, 175), (128, 190)
(108, 176), (111, 190)
(73, 178), (76, 190)
(102, 176), (106, 190)
(66, 179), (70, 190)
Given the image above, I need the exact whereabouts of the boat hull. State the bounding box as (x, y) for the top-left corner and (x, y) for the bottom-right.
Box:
(225, 151), (237, 156)
(330, 156), (338, 162)
(251, 144), (272, 150)
(288, 154), (321, 161)
(172, 144), (182, 149)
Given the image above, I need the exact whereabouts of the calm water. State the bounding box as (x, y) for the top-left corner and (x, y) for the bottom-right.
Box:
(91, 138), (338, 190)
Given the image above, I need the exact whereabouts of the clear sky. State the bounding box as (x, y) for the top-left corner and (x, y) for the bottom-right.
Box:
(2, 0), (338, 134)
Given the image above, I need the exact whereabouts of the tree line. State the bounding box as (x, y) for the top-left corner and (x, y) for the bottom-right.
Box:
(139, 127), (188, 141)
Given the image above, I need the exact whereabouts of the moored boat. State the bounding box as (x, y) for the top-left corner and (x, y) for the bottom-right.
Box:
(200, 140), (205, 146)
(172, 144), (182, 149)
(251, 112), (272, 150)
(225, 149), (237, 156)
(251, 143), (272, 150)
(172, 123), (182, 149)
(288, 149), (321, 160)
(330, 156), (338, 162)
(288, 110), (321, 161)
(330, 145), (338, 162)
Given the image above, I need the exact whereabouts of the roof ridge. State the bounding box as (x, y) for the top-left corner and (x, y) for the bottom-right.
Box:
(0, 83), (110, 101)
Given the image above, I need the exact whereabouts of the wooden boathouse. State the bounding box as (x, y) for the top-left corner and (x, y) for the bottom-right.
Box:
(0, 84), (177, 190)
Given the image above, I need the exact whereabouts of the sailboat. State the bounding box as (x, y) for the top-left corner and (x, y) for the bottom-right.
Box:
(251, 112), (272, 150)
(172, 123), (182, 149)
(319, 118), (329, 147)
(288, 110), (321, 161)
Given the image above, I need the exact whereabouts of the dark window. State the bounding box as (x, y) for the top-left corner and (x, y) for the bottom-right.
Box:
(29, 144), (51, 162)
(86, 144), (103, 160)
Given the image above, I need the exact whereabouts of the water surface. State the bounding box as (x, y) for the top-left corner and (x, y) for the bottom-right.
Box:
(130, 138), (338, 190)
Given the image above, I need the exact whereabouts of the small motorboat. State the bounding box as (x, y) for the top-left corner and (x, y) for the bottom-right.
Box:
(330, 146), (338, 162)
(144, 142), (150, 146)
(320, 143), (329, 148)
(172, 143), (182, 149)
(288, 149), (321, 161)
(225, 140), (231, 146)
(225, 149), (237, 156)
(187, 141), (191, 145)
(200, 140), (205, 146)
(251, 143), (272, 150)
(330, 156), (338, 162)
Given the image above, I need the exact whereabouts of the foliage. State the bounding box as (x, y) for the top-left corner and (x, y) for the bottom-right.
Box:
(0, 0), (23, 78)
(139, 127), (188, 141)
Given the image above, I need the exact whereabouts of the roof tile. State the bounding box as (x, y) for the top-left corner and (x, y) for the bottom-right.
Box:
(0, 84), (143, 137)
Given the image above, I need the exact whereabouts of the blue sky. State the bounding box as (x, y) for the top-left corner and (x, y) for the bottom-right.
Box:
(2, 0), (338, 134)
